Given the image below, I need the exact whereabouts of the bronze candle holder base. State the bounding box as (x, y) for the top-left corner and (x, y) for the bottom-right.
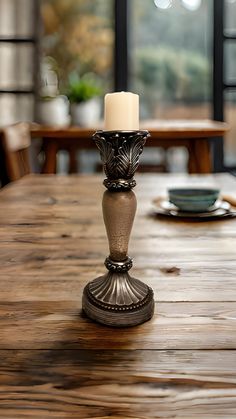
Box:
(83, 257), (154, 327)
(82, 130), (155, 327)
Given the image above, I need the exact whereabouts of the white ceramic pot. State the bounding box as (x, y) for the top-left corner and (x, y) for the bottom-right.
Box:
(70, 98), (101, 127)
(38, 96), (70, 127)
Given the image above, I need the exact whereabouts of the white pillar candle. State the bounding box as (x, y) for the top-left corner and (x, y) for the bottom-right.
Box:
(104, 91), (139, 131)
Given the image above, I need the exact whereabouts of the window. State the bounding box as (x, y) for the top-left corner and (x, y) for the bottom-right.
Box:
(130, 0), (212, 120)
(41, 0), (114, 97)
(224, 0), (236, 168)
(0, 0), (38, 125)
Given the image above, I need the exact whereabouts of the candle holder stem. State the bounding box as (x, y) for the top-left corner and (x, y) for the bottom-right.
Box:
(82, 130), (154, 327)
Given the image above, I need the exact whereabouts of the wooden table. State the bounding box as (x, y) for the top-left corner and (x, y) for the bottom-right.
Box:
(31, 119), (229, 174)
(0, 173), (236, 417)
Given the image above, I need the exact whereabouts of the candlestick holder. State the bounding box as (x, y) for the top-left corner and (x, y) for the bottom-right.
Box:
(82, 130), (154, 327)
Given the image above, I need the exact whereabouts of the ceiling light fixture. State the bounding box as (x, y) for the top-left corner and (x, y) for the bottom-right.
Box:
(154, 0), (173, 10)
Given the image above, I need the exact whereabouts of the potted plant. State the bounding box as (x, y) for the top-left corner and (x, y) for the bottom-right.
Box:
(66, 73), (102, 127)
(38, 95), (71, 127)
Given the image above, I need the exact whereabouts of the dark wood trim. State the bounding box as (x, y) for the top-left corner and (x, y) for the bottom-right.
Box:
(33, 0), (42, 120)
(224, 32), (236, 40)
(114, 0), (128, 91)
(0, 37), (36, 43)
(224, 83), (236, 89)
(0, 90), (35, 94)
(0, 134), (9, 186)
(213, 0), (224, 121)
(212, 0), (225, 172)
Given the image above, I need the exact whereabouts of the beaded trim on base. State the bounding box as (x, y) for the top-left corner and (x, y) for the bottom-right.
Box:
(103, 178), (136, 191)
(104, 256), (133, 272)
(83, 282), (153, 312)
(82, 285), (155, 327)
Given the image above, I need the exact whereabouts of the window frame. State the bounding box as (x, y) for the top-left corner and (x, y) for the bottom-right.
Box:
(115, 0), (231, 173)
(0, 0), (40, 119)
(213, 0), (236, 172)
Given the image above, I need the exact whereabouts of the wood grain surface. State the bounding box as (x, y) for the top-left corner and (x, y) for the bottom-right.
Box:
(0, 173), (236, 417)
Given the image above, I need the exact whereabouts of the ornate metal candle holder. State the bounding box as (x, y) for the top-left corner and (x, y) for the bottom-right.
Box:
(82, 130), (154, 327)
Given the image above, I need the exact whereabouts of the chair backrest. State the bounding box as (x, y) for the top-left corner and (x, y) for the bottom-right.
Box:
(2, 122), (31, 182)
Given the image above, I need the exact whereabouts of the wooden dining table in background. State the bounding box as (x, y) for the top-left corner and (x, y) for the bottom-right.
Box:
(31, 119), (229, 174)
(0, 172), (236, 417)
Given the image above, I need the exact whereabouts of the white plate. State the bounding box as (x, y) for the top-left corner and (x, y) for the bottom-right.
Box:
(152, 197), (233, 220)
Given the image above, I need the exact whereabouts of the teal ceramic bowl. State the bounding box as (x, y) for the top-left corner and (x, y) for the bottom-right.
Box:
(168, 188), (220, 212)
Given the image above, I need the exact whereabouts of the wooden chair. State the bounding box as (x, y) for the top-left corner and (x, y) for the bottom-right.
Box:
(1, 122), (31, 182)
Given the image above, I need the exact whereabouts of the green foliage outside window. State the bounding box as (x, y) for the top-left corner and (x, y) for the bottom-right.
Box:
(134, 47), (210, 114)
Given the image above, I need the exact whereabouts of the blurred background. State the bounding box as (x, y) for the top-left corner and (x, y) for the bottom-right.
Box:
(0, 0), (235, 174)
